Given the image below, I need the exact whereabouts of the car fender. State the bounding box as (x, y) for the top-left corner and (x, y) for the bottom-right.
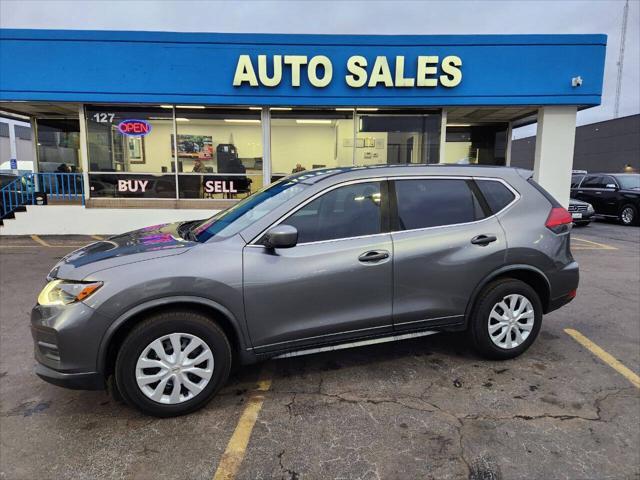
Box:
(463, 264), (552, 327)
(96, 295), (251, 374)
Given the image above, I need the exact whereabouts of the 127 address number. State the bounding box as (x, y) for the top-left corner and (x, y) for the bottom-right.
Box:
(91, 113), (115, 123)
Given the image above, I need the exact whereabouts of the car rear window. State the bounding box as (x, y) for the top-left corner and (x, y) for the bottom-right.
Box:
(394, 179), (483, 230)
(475, 179), (516, 214)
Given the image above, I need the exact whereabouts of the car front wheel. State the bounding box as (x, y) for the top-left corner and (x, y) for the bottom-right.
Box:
(620, 204), (638, 226)
(469, 279), (543, 360)
(115, 310), (232, 417)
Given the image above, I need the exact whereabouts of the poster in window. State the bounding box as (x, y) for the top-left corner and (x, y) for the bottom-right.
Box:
(127, 137), (145, 164)
(171, 135), (213, 160)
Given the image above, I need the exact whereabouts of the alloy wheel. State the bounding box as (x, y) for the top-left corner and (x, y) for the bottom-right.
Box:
(621, 207), (634, 225)
(135, 333), (214, 404)
(487, 294), (535, 349)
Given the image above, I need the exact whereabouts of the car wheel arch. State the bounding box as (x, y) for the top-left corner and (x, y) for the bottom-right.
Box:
(464, 265), (552, 327)
(97, 296), (249, 378)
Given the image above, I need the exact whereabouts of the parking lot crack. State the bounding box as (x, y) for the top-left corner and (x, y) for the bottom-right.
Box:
(285, 393), (297, 418)
(277, 449), (300, 480)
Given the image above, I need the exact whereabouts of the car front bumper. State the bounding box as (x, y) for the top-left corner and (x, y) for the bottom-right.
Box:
(571, 210), (595, 223)
(31, 301), (109, 390)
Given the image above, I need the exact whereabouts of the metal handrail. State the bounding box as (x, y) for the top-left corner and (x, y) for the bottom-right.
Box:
(1, 172), (85, 219)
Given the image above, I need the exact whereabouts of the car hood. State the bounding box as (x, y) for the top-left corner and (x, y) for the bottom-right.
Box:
(49, 222), (197, 281)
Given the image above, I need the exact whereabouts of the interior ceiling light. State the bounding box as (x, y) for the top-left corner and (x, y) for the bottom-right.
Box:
(296, 119), (332, 124)
(160, 105), (173, 109)
(447, 123), (472, 127)
(177, 105), (205, 109)
(357, 108), (379, 111)
(335, 108), (355, 111)
(176, 118), (190, 122)
(224, 119), (261, 124)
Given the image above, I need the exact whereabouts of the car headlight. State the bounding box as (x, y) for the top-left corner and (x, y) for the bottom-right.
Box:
(37, 280), (103, 306)
(587, 204), (595, 212)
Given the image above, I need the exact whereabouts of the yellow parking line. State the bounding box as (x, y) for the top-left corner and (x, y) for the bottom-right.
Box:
(565, 328), (640, 389)
(571, 237), (617, 250)
(91, 235), (103, 240)
(213, 367), (273, 480)
(30, 235), (51, 247)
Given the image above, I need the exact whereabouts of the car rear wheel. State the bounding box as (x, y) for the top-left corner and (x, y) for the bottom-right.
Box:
(620, 204), (638, 226)
(469, 279), (542, 360)
(115, 310), (231, 417)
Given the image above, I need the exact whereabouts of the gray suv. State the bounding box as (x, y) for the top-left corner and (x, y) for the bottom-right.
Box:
(32, 165), (579, 417)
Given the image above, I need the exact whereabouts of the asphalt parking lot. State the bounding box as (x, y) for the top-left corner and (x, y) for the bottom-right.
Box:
(1, 221), (639, 480)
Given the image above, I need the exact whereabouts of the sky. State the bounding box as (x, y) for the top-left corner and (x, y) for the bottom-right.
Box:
(1, 0), (638, 138)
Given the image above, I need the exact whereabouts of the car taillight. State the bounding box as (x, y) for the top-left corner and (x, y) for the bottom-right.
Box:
(545, 207), (573, 233)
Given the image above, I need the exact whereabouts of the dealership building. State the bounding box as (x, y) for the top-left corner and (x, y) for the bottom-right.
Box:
(0, 30), (606, 234)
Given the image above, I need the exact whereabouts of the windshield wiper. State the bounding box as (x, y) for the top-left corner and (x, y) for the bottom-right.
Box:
(178, 220), (201, 242)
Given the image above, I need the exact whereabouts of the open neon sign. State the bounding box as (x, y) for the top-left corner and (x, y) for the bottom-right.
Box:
(118, 119), (152, 137)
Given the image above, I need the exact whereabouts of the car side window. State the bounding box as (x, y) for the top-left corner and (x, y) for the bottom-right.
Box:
(475, 179), (516, 214)
(394, 179), (483, 230)
(602, 176), (618, 188)
(284, 182), (383, 243)
(581, 175), (604, 188)
(571, 175), (585, 188)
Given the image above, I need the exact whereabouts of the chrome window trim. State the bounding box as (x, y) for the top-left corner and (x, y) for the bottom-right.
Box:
(247, 175), (520, 247)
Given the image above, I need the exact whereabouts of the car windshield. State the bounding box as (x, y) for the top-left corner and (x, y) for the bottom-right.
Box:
(616, 175), (640, 190)
(190, 179), (308, 242)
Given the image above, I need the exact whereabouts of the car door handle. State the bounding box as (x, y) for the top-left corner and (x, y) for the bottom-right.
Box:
(471, 234), (497, 246)
(358, 250), (390, 262)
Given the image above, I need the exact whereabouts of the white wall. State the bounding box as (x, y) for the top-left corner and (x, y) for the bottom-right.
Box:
(271, 123), (337, 174)
(0, 205), (218, 235)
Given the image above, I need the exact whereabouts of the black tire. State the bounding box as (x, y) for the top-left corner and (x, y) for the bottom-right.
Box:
(619, 204), (638, 226)
(468, 279), (543, 360)
(115, 310), (232, 417)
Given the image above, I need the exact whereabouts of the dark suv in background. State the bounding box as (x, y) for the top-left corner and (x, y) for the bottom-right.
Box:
(571, 173), (640, 226)
(32, 165), (579, 417)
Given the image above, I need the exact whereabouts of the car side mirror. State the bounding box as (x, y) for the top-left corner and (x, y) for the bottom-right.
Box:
(262, 224), (298, 249)
(605, 183), (618, 190)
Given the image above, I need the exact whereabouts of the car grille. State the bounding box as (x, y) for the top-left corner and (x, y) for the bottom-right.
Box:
(569, 204), (588, 212)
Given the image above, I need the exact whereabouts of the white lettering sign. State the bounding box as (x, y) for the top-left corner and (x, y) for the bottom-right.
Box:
(118, 179), (149, 193)
(204, 180), (238, 194)
(233, 54), (462, 88)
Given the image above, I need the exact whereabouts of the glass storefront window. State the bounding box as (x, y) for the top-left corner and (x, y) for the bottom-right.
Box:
(174, 108), (263, 199)
(81, 105), (443, 200)
(356, 111), (441, 165)
(36, 119), (81, 173)
(86, 106), (174, 173)
(443, 124), (508, 165)
(271, 108), (355, 180)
